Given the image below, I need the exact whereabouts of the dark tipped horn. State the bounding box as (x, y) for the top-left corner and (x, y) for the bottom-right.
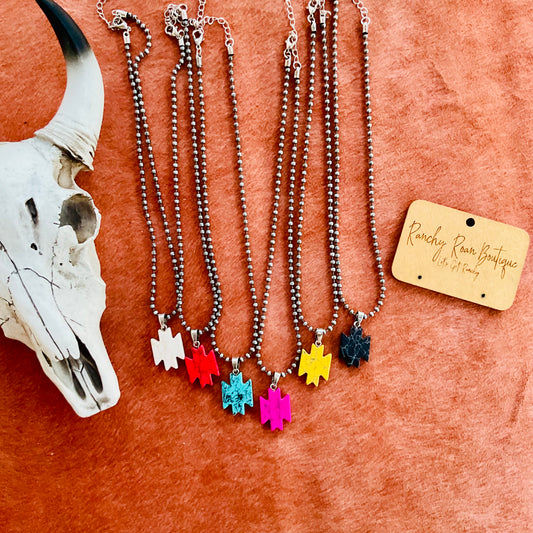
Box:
(34, 0), (104, 170)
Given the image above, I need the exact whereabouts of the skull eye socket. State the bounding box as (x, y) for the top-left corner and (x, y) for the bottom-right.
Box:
(59, 194), (97, 244)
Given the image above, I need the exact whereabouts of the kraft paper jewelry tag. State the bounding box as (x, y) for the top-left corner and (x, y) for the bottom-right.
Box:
(392, 200), (529, 310)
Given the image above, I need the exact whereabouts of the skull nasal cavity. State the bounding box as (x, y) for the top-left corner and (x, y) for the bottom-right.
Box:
(59, 195), (97, 243)
(25, 198), (38, 224)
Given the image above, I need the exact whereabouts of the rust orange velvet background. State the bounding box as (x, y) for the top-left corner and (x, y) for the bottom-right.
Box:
(0, 1), (532, 531)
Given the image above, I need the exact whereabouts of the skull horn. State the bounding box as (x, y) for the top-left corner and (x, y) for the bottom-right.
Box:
(34, 0), (104, 170)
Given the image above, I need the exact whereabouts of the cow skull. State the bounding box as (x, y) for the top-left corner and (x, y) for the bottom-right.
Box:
(0, 0), (120, 417)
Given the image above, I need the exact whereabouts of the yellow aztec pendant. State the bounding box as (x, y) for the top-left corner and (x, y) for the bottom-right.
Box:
(298, 331), (331, 386)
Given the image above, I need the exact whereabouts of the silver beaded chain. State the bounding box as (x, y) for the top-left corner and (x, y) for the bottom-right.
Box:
(97, 3), (223, 341)
(289, 0), (385, 344)
(252, 3), (306, 384)
(165, 3), (259, 364)
(255, 38), (303, 382)
(287, 0), (341, 349)
(335, 0), (386, 325)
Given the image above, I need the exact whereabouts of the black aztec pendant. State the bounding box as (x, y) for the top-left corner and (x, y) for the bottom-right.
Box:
(339, 325), (370, 367)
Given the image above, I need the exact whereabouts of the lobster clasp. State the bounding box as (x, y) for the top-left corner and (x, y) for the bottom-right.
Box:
(165, 23), (185, 44)
(307, 0), (320, 16)
(192, 27), (204, 47)
(110, 9), (129, 31)
(285, 30), (297, 52)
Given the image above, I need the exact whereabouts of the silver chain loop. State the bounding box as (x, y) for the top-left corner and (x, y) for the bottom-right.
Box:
(203, 16), (235, 49)
(353, 0), (371, 27)
(95, 0), (111, 27)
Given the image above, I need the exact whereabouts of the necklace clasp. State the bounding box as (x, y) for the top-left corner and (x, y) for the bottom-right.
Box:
(110, 10), (129, 31)
(285, 30), (297, 53)
(192, 27), (204, 47)
(307, 0), (320, 16)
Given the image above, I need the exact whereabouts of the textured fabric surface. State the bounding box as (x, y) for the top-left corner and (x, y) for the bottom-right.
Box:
(0, 1), (532, 532)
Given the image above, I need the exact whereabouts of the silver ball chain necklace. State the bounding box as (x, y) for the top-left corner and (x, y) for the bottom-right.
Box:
(165, 0), (306, 423)
(288, 0), (386, 390)
(249, 0), (385, 427)
(335, 1), (386, 369)
(96, 0), (384, 430)
(96, 0), (302, 419)
(287, 0), (342, 389)
(96, 1), (226, 388)
(164, 2), (261, 413)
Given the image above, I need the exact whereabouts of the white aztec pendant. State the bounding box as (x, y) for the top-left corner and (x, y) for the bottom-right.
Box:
(151, 325), (185, 371)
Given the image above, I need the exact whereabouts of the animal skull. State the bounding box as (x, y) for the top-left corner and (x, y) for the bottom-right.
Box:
(0, 0), (119, 417)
